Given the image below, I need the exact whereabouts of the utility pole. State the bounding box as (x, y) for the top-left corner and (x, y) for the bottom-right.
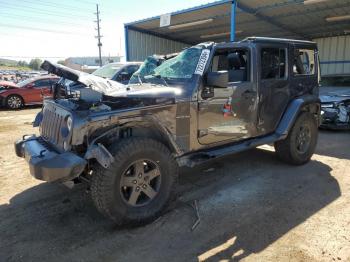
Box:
(94, 4), (102, 66)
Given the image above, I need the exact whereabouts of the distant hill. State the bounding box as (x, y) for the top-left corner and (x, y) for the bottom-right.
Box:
(0, 58), (17, 66)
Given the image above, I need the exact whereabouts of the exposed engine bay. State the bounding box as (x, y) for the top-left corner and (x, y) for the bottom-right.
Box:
(42, 56), (179, 112)
(52, 78), (176, 112)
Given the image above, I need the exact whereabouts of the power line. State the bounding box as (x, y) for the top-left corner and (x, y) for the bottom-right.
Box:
(0, 23), (91, 36)
(0, 12), (92, 28)
(9, 0), (94, 13)
(0, 1), (92, 19)
(0, 0), (119, 20)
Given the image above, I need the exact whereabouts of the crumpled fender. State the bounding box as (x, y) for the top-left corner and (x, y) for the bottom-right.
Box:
(84, 143), (114, 168)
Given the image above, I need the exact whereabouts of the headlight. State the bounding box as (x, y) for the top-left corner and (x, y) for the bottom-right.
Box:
(321, 103), (334, 108)
(61, 116), (73, 138)
(66, 116), (73, 131)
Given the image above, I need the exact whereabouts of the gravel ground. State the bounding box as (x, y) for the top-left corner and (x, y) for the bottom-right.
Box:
(0, 107), (349, 262)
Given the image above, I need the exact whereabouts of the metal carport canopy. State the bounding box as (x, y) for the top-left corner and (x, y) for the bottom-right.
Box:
(124, 0), (350, 61)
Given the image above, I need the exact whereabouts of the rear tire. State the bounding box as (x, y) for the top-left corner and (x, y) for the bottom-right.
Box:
(90, 138), (178, 225)
(274, 112), (318, 165)
(6, 95), (24, 109)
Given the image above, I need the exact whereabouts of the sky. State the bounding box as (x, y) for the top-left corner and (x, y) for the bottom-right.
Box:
(0, 0), (208, 62)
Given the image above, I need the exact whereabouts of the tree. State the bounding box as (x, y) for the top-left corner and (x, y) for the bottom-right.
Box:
(29, 58), (43, 70)
(17, 60), (28, 67)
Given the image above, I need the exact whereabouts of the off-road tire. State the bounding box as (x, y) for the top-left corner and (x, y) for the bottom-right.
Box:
(274, 112), (318, 165)
(6, 95), (24, 109)
(90, 138), (178, 225)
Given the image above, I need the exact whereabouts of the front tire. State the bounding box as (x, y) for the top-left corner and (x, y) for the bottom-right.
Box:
(274, 112), (318, 165)
(6, 95), (24, 109)
(90, 138), (178, 225)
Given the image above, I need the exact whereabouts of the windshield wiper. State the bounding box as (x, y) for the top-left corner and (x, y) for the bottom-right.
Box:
(151, 73), (168, 87)
(137, 74), (143, 85)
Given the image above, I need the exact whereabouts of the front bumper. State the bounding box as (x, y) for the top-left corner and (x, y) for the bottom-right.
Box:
(15, 135), (86, 182)
(320, 122), (350, 130)
(320, 107), (350, 130)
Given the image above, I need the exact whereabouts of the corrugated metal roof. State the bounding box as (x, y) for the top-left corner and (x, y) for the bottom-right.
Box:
(125, 0), (350, 44)
(315, 35), (350, 75)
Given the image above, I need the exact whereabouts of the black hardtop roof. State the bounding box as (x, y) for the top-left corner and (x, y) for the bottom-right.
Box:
(242, 37), (317, 46)
(213, 37), (317, 49)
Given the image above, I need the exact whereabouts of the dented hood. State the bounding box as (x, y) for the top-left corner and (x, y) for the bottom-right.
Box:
(41, 60), (127, 94)
(320, 86), (350, 103)
(106, 84), (182, 98)
(101, 84), (182, 109)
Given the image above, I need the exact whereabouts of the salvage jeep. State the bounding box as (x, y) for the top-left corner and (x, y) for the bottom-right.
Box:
(15, 37), (320, 225)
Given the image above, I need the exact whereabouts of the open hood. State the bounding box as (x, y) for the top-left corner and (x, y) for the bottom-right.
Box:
(106, 84), (182, 98)
(41, 60), (127, 94)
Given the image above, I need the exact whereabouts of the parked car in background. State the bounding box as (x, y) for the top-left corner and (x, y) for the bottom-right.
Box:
(92, 62), (142, 84)
(0, 76), (59, 109)
(320, 74), (350, 130)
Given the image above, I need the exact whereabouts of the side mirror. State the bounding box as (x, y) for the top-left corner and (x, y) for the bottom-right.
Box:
(26, 83), (34, 88)
(206, 71), (228, 88)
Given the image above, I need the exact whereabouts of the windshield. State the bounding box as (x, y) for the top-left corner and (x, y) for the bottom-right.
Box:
(129, 47), (203, 85)
(17, 78), (34, 88)
(92, 64), (122, 79)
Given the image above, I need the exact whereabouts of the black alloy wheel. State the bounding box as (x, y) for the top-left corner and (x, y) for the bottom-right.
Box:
(120, 159), (161, 207)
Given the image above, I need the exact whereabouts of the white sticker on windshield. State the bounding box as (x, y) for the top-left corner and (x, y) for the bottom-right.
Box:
(194, 49), (210, 76)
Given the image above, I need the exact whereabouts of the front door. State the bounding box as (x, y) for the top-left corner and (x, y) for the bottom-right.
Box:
(197, 47), (259, 145)
(28, 79), (52, 103)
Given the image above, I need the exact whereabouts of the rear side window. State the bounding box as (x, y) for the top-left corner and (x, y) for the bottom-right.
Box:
(261, 48), (286, 79)
(293, 49), (315, 76)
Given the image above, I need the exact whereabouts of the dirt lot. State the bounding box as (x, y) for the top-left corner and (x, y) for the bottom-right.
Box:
(0, 107), (349, 262)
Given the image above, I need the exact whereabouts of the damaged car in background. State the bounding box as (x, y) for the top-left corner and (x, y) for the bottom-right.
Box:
(320, 74), (350, 130)
(92, 62), (142, 84)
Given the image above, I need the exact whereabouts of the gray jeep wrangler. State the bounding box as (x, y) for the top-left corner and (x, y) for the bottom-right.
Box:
(15, 37), (320, 225)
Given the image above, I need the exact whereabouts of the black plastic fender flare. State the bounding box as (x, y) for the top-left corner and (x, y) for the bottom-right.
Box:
(275, 95), (320, 139)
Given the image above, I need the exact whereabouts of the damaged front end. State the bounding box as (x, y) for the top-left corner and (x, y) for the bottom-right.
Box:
(320, 100), (350, 130)
(16, 60), (182, 183)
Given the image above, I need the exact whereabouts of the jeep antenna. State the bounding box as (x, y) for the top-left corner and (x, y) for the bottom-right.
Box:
(94, 4), (103, 67)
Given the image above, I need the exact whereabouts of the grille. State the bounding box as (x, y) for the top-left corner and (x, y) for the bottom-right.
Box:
(40, 104), (68, 150)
